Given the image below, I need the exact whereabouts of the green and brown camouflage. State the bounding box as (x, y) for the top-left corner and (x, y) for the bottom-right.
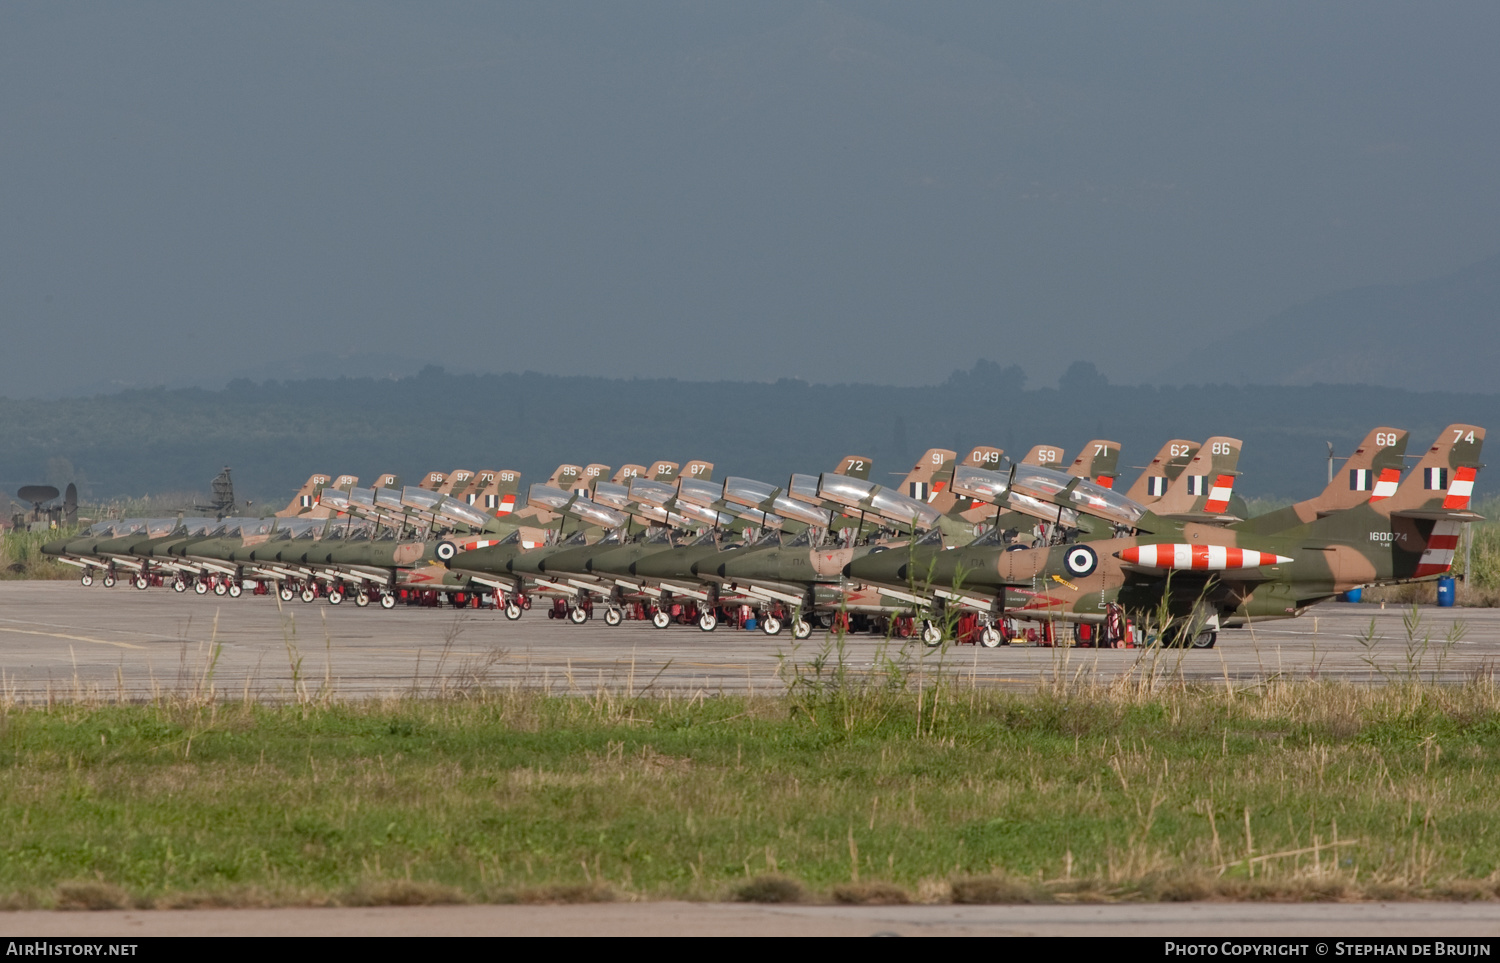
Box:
(273, 473), (333, 516)
(648, 460), (680, 483)
(612, 464), (649, 484)
(1067, 440), (1123, 488)
(1021, 444), (1065, 469)
(1139, 436), (1243, 524)
(1125, 440), (1198, 505)
(1238, 427), (1410, 535)
(436, 469), (475, 498)
(845, 425), (1485, 646)
(936, 446), (1005, 526)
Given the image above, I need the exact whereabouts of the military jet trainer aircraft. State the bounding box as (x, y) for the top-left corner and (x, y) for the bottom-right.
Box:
(846, 425), (1482, 649)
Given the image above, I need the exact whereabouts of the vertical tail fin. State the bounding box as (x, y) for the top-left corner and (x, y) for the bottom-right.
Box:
(331, 474), (359, 492)
(1125, 440), (1199, 504)
(1382, 425), (1485, 516)
(1021, 444), (1065, 468)
(612, 464), (648, 484)
(834, 455), (873, 479)
(438, 469), (475, 498)
(583, 464), (612, 493)
(373, 473), (402, 490)
(1067, 440), (1122, 488)
(418, 470), (446, 491)
(1150, 437), (1243, 519)
(682, 460), (714, 482)
(547, 464), (584, 491)
(899, 449), (957, 504)
(471, 469), (522, 520)
(275, 474), (331, 517)
(1235, 428), (1409, 534)
(1321, 428), (1410, 512)
(937, 447), (1004, 517)
(648, 461), (680, 482)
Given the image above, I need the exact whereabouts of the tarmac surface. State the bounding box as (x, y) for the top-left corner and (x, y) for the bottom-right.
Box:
(5, 582), (1500, 937)
(0, 581), (1495, 700)
(3, 901), (1500, 937)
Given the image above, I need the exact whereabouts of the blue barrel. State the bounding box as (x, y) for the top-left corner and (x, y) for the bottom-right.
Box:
(1342, 588), (1363, 603)
(1437, 577), (1457, 607)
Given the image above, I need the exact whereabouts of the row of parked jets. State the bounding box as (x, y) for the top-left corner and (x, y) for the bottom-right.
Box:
(43, 424), (1484, 649)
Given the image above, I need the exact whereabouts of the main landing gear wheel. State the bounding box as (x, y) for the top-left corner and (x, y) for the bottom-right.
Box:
(133, 575), (148, 590)
(300, 587), (316, 603)
(604, 606), (623, 627)
(194, 579), (208, 595)
(504, 601), (523, 620)
(762, 616), (783, 636)
(213, 581), (228, 596)
(278, 585), (294, 602)
(227, 582), (242, 598)
(920, 620), (943, 647)
(792, 619), (812, 640)
(102, 575), (116, 589)
(568, 605), (590, 625)
(379, 592), (396, 610)
(355, 591), (371, 608)
(652, 610), (671, 629)
(327, 589), (343, 605)
(80, 573), (94, 587)
(698, 612), (717, 632)
(1190, 630), (1218, 650)
(173, 578), (187, 593)
(980, 625), (1002, 648)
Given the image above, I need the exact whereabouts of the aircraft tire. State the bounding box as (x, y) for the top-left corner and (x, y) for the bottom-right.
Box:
(103, 575), (116, 588)
(1190, 630), (1217, 650)
(133, 575), (148, 590)
(505, 602), (523, 620)
(569, 605), (589, 625)
(328, 590), (343, 605)
(278, 585), (294, 602)
(355, 592), (371, 608)
(792, 619), (812, 640)
(172, 578), (187, 593)
(698, 612), (717, 632)
(81, 573), (93, 587)
(762, 616), (782, 636)
(379, 592), (396, 610)
(980, 626), (1003, 648)
(194, 579), (207, 595)
(300, 588), (316, 603)
(213, 581), (228, 596)
(651, 610), (671, 629)
(604, 606), (623, 627)
(920, 620), (943, 647)
(227, 582), (243, 598)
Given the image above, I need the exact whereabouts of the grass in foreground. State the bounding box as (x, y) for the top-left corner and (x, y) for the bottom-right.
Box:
(4, 675), (1500, 908)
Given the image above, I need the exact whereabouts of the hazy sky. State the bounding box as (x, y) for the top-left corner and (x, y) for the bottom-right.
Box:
(4, 1), (1498, 397)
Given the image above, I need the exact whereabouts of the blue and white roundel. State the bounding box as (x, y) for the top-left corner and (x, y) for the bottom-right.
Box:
(1064, 544), (1098, 577)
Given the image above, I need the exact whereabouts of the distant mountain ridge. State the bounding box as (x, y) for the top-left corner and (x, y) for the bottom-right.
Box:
(1174, 253), (1500, 389)
(2, 364), (1498, 504)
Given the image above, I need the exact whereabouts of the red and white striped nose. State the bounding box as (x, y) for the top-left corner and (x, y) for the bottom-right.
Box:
(1118, 544), (1292, 570)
